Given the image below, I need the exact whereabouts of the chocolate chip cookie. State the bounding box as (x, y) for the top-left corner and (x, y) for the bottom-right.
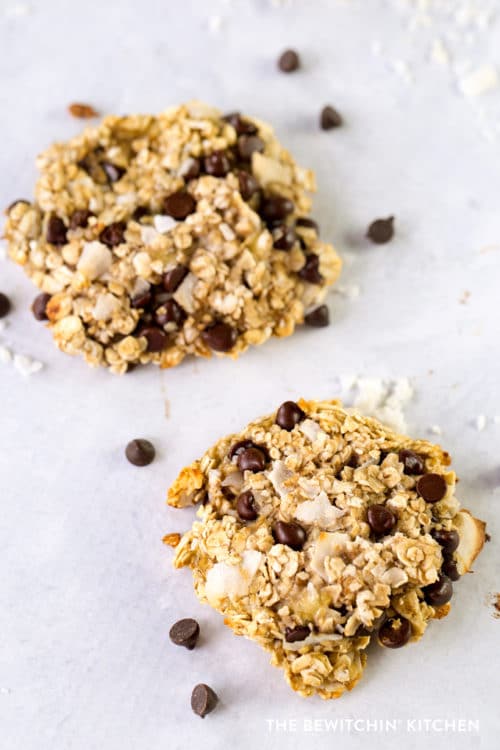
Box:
(4, 102), (341, 373)
(168, 399), (485, 699)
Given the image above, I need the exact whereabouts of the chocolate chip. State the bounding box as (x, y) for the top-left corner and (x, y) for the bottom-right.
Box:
(298, 253), (323, 284)
(31, 292), (51, 321)
(163, 191), (196, 220)
(432, 529), (459, 554)
(102, 162), (125, 183)
(276, 401), (305, 431)
(125, 438), (155, 466)
(169, 618), (200, 650)
(238, 171), (259, 201)
(130, 291), (152, 309)
(0, 293), (11, 318)
(222, 112), (258, 135)
(237, 447), (266, 473)
(272, 224), (297, 250)
(423, 575), (453, 606)
(320, 105), (343, 130)
(46, 215), (67, 245)
(180, 158), (201, 181)
(191, 684), (218, 718)
(378, 617), (411, 648)
(416, 473), (447, 503)
(155, 299), (186, 327)
(367, 505), (397, 537)
(296, 217), (319, 232)
(132, 205), (149, 221)
(204, 150), (232, 177)
(100, 221), (125, 247)
(278, 49), (300, 73)
(70, 209), (93, 230)
(236, 491), (258, 521)
(442, 557), (460, 581)
(284, 625), (310, 643)
(398, 449), (425, 476)
(259, 196), (294, 224)
(367, 216), (394, 244)
(237, 134), (264, 161)
(201, 322), (237, 352)
(163, 265), (188, 293)
(140, 325), (168, 352)
(272, 521), (306, 550)
(5, 199), (29, 213)
(304, 305), (329, 327)
(229, 440), (257, 460)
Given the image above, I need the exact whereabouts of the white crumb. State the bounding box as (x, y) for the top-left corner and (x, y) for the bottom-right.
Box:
(390, 59), (414, 83)
(4, 4), (30, 17)
(13, 354), (43, 376)
(429, 425), (442, 435)
(207, 15), (223, 33)
(350, 376), (414, 433)
(475, 415), (486, 431)
(333, 284), (361, 300)
(0, 345), (12, 364)
(459, 65), (498, 97)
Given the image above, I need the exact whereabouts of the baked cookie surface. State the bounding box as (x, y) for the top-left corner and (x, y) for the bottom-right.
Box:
(5, 102), (340, 373)
(169, 399), (485, 699)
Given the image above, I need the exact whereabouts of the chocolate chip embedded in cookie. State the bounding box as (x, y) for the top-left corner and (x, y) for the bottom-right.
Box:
(4, 102), (341, 373)
(168, 399), (485, 699)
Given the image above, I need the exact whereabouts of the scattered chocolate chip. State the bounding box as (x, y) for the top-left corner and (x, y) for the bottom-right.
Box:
(238, 171), (259, 201)
(191, 684), (218, 718)
(442, 557), (460, 581)
(276, 401), (305, 431)
(169, 618), (200, 650)
(229, 439), (256, 460)
(140, 325), (168, 352)
(163, 265), (188, 293)
(204, 150), (232, 177)
(432, 529), (459, 554)
(485, 532), (491, 543)
(398, 449), (425, 476)
(423, 575), (453, 606)
(68, 102), (99, 119)
(304, 305), (329, 327)
(31, 292), (51, 321)
(5, 199), (30, 213)
(0, 293), (11, 318)
(416, 473), (447, 503)
(278, 49), (300, 73)
(236, 491), (258, 521)
(367, 505), (397, 537)
(320, 105), (343, 130)
(46, 215), (67, 245)
(296, 217), (319, 232)
(102, 162), (125, 183)
(259, 195), (294, 224)
(130, 291), (152, 309)
(155, 299), (186, 327)
(70, 209), (93, 230)
(132, 205), (149, 221)
(285, 625), (310, 643)
(125, 438), (155, 466)
(378, 617), (411, 648)
(298, 253), (323, 284)
(237, 134), (264, 161)
(180, 157), (201, 181)
(272, 224), (297, 250)
(100, 221), (125, 247)
(237, 447), (266, 473)
(222, 112), (258, 135)
(163, 191), (196, 220)
(272, 521), (306, 550)
(201, 322), (237, 352)
(367, 216), (395, 244)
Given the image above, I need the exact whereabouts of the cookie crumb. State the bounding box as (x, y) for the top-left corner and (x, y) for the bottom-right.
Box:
(163, 532), (181, 548)
(68, 102), (99, 119)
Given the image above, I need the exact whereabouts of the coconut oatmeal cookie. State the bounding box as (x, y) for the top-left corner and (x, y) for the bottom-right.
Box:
(168, 399), (485, 699)
(4, 102), (341, 373)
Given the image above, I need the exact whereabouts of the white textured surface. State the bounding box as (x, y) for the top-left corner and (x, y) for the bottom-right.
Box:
(1, 1), (499, 749)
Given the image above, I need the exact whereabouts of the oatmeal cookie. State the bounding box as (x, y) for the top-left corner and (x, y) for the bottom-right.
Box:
(168, 399), (485, 699)
(4, 102), (341, 373)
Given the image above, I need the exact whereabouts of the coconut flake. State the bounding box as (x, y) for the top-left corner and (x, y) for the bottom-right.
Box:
(381, 567), (408, 588)
(13, 354), (43, 376)
(93, 293), (120, 321)
(153, 215), (178, 234)
(252, 153), (292, 188)
(221, 471), (244, 491)
(140, 225), (159, 244)
(267, 460), (294, 499)
(283, 632), (342, 651)
(0, 346), (12, 363)
(204, 550), (262, 605)
(77, 241), (112, 280)
(295, 491), (344, 529)
(173, 272), (198, 314)
(475, 414), (486, 431)
(299, 418), (327, 443)
(309, 531), (349, 581)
